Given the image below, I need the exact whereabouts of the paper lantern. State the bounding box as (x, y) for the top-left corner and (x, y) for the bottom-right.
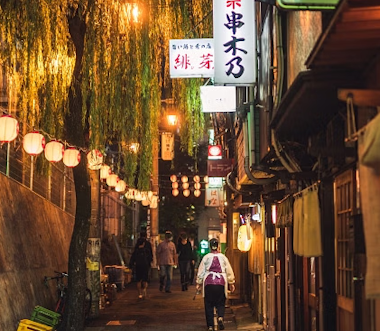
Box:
(181, 175), (188, 183)
(0, 115), (19, 142)
(63, 148), (81, 167)
(203, 176), (209, 183)
(194, 182), (201, 190)
(134, 191), (143, 201)
(106, 174), (119, 187)
(147, 191), (154, 199)
(172, 189), (179, 197)
(183, 189), (190, 197)
(170, 174), (177, 182)
(141, 198), (150, 206)
(194, 175), (200, 183)
(87, 150), (103, 170)
(172, 182), (179, 189)
(115, 180), (127, 192)
(100, 164), (111, 180)
(194, 189), (201, 197)
(23, 131), (45, 155)
(44, 141), (64, 162)
(182, 182), (189, 189)
(237, 224), (254, 252)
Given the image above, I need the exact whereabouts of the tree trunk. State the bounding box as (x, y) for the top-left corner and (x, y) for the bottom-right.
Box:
(59, 7), (91, 331)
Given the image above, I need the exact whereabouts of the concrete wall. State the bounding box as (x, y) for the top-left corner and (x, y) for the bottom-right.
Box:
(0, 173), (74, 330)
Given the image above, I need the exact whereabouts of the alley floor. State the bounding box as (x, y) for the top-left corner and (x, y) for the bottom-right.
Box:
(85, 269), (264, 331)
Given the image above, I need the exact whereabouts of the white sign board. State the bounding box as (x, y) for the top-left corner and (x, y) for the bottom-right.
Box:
(169, 39), (214, 78)
(213, 0), (256, 85)
(161, 132), (174, 161)
(205, 187), (222, 207)
(200, 86), (236, 113)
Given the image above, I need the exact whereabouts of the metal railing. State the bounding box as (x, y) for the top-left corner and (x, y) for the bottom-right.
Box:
(0, 138), (76, 216)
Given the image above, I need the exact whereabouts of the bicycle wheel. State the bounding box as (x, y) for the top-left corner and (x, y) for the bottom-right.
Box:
(84, 288), (92, 319)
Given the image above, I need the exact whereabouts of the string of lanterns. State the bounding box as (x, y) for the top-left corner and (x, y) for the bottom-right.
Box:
(169, 174), (209, 197)
(0, 113), (158, 207)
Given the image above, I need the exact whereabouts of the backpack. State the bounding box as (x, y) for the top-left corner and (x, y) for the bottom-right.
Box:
(134, 247), (148, 267)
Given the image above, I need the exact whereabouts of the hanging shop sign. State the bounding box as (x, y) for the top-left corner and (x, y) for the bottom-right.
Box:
(205, 187), (222, 207)
(200, 86), (236, 113)
(161, 132), (174, 161)
(208, 145), (222, 159)
(277, 0), (338, 10)
(169, 39), (214, 78)
(207, 159), (234, 177)
(213, 0), (256, 85)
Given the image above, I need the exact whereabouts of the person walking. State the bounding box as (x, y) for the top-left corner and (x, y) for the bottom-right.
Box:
(129, 237), (151, 299)
(177, 232), (194, 291)
(156, 230), (177, 293)
(196, 238), (235, 331)
(135, 231), (153, 280)
(189, 233), (199, 285)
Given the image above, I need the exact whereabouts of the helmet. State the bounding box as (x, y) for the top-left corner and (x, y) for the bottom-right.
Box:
(209, 238), (219, 251)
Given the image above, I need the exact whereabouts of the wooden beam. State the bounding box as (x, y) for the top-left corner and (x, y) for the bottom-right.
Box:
(338, 89), (380, 106)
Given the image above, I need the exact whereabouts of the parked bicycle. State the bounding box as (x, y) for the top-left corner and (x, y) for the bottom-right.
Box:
(44, 271), (92, 320)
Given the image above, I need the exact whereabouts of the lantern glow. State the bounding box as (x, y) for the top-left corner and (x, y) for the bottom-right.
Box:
(23, 132), (46, 155)
(106, 174), (119, 187)
(0, 115), (19, 142)
(115, 180), (127, 192)
(44, 140), (64, 162)
(63, 148), (81, 167)
(237, 224), (254, 252)
(100, 165), (111, 180)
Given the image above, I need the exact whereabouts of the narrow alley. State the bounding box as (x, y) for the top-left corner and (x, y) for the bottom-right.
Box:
(85, 271), (263, 331)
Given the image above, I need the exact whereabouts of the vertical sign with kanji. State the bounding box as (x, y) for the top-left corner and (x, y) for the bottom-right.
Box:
(213, 0), (256, 85)
(161, 132), (174, 161)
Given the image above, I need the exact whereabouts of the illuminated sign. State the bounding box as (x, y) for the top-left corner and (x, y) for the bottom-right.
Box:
(169, 39), (214, 78)
(213, 0), (256, 85)
(200, 86), (236, 113)
(208, 145), (222, 159)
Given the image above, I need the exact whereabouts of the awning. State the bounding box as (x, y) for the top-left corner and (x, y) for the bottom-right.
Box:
(271, 70), (358, 140)
(306, 0), (380, 72)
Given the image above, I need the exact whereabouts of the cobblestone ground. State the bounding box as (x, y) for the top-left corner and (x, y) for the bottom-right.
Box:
(85, 269), (263, 331)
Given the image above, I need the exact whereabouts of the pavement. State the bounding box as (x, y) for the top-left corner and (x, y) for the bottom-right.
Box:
(85, 270), (263, 331)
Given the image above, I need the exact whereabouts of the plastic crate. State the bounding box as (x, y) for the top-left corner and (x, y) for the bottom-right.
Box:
(30, 306), (61, 328)
(17, 319), (53, 331)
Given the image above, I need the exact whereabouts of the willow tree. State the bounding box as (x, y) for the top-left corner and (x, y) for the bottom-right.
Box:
(0, 0), (211, 329)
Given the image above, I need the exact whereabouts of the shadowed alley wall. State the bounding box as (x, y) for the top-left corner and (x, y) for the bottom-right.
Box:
(0, 173), (74, 330)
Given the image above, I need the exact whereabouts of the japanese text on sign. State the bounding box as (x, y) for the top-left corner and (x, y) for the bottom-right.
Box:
(170, 39), (215, 78)
(213, 0), (256, 84)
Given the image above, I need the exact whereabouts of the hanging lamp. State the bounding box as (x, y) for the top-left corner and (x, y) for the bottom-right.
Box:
(63, 148), (81, 167)
(0, 114), (19, 142)
(44, 140), (64, 162)
(23, 131), (45, 155)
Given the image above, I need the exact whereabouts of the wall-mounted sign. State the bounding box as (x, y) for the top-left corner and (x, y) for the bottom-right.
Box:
(208, 177), (223, 188)
(169, 39), (214, 78)
(208, 145), (222, 159)
(207, 159), (234, 177)
(205, 187), (221, 207)
(200, 86), (236, 113)
(161, 132), (174, 161)
(277, 0), (338, 9)
(213, 0), (256, 85)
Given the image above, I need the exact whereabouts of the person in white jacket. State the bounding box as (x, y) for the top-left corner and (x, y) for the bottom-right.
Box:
(196, 238), (235, 331)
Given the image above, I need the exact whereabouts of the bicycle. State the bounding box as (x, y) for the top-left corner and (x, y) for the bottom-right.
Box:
(44, 271), (92, 320)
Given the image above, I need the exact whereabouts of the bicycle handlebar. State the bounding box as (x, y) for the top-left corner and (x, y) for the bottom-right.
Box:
(44, 271), (68, 287)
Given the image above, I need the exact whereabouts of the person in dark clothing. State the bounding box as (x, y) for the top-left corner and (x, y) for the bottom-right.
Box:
(177, 232), (194, 291)
(189, 233), (199, 285)
(130, 238), (151, 299)
(134, 231), (153, 281)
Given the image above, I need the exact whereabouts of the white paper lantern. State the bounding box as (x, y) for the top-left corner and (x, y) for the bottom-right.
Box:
(194, 189), (201, 197)
(181, 175), (188, 183)
(194, 175), (200, 183)
(106, 174), (119, 187)
(63, 148), (81, 167)
(172, 189), (179, 197)
(141, 198), (150, 206)
(183, 189), (190, 197)
(115, 180), (127, 192)
(237, 224), (254, 252)
(135, 191), (143, 201)
(203, 176), (209, 183)
(23, 131), (45, 155)
(87, 150), (103, 170)
(100, 164), (111, 180)
(0, 115), (19, 142)
(182, 182), (189, 189)
(194, 182), (201, 190)
(170, 174), (177, 182)
(172, 182), (179, 189)
(44, 141), (64, 162)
